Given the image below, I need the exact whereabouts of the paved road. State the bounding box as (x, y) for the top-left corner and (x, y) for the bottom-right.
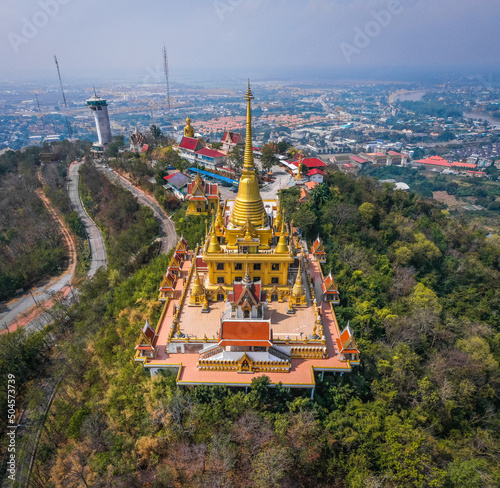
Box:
(97, 166), (178, 254)
(68, 161), (107, 275)
(0, 161), (107, 332)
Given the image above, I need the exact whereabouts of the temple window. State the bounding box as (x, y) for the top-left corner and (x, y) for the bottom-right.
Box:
(217, 263), (224, 270)
(253, 263), (261, 270)
(234, 276), (242, 282)
(217, 277), (224, 284)
(244, 310), (250, 318)
(253, 276), (260, 282)
(217, 293), (224, 301)
(271, 277), (279, 284)
(272, 263), (280, 271)
(235, 263), (243, 270)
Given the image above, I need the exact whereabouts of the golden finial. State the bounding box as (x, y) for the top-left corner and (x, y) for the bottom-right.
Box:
(242, 260), (252, 285)
(244, 79), (254, 101)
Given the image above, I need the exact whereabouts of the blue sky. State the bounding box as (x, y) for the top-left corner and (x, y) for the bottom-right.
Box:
(1, 0), (499, 83)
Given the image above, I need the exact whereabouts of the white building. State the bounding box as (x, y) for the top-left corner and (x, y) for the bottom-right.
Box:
(86, 95), (112, 147)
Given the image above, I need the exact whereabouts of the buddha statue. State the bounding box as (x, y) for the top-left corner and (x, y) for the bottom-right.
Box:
(184, 117), (195, 137)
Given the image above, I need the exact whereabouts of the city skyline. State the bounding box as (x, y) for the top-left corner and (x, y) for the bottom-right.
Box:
(1, 0), (499, 84)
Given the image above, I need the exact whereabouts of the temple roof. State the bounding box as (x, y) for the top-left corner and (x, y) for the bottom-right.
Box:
(219, 320), (272, 347)
(179, 136), (202, 151)
(336, 324), (359, 354)
(322, 271), (338, 294)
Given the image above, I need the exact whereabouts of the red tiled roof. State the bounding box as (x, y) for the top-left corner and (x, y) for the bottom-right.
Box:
(299, 188), (309, 202)
(222, 131), (243, 145)
(179, 136), (200, 151)
(311, 237), (326, 255)
(322, 272), (339, 294)
(233, 282), (261, 304)
(304, 181), (318, 190)
(219, 320), (271, 347)
(163, 171), (179, 181)
(452, 161), (477, 169)
(196, 147), (226, 159)
(300, 157), (328, 168)
(416, 156), (452, 167)
(308, 168), (325, 176)
(388, 151), (402, 156)
(350, 155), (369, 164)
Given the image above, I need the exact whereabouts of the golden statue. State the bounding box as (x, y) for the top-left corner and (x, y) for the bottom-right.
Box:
(184, 117), (195, 137)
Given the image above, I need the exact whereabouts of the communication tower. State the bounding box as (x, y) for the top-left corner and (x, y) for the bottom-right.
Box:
(86, 87), (112, 150)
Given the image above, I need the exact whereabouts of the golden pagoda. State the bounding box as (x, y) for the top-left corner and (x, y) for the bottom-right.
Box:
(135, 82), (359, 391)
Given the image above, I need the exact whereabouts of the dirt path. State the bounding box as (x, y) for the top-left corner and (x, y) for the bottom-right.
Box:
(0, 175), (78, 334)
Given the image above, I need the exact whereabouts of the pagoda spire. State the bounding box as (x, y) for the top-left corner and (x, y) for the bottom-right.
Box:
(275, 213), (289, 254)
(292, 258), (305, 297)
(207, 215), (221, 253)
(229, 81), (266, 229)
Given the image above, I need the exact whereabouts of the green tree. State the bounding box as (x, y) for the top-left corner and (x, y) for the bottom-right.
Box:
(227, 145), (244, 172)
(358, 202), (377, 225)
(107, 135), (124, 157)
(149, 125), (163, 146)
(310, 183), (331, 208)
(260, 143), (278, 173)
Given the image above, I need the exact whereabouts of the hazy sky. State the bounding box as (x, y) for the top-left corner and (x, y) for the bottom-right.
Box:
(1, 0), (499, 84)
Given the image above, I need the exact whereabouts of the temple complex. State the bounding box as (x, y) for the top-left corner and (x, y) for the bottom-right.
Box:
(135, 82), (359, 391)
(185, 171), (220, 216)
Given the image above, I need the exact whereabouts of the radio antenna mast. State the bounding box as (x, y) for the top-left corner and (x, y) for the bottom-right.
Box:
(54, 55), (73, 138)
(163, 44), (171, 116)
(35, 93), (46, 131)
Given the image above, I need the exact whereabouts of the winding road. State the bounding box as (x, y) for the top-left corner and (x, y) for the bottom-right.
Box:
(68, 161), (107, 275)
(97, 165), (178, 254)
(0, 160), (178, 487)
(0, 161), (107, 333)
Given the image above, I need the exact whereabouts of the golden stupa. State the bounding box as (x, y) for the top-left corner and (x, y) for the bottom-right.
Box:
(229, 82), (267, 229)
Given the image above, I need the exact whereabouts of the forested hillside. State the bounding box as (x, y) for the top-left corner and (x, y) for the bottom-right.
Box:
(78, 162), (160, 273)
(0, 142), (89, 301)
(14, 169), (499, 487)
